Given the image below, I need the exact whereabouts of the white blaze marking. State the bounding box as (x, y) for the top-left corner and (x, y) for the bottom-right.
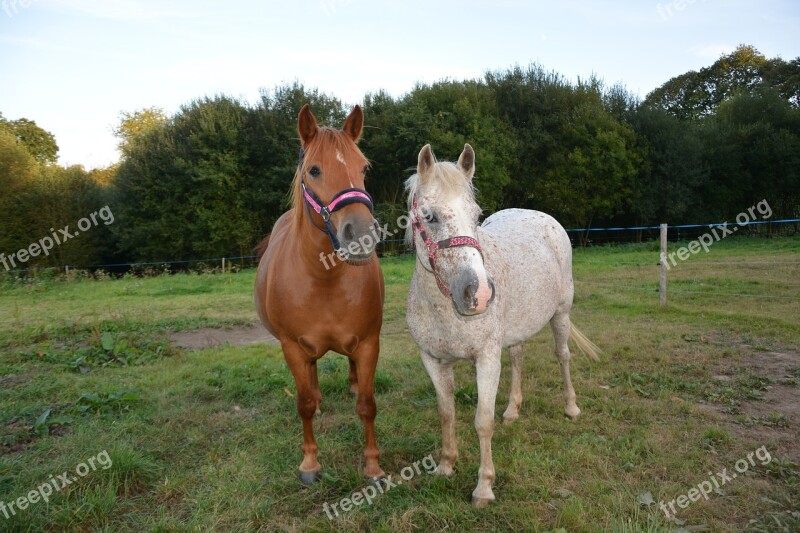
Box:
(336, 150), (354, 186)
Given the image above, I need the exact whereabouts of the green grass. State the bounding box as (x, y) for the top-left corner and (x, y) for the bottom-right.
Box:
(0, 236), (798, 531)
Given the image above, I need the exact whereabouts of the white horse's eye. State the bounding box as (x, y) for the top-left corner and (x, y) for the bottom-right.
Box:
(424, 211), (439, 224)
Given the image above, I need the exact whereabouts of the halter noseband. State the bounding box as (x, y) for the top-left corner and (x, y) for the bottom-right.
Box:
(298, 147), (374, 252)
(411, 194), (484, 298)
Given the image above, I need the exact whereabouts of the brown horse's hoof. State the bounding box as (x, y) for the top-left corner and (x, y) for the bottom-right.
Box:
(299, 470), (320, 485)
(367, 475), (386, 488)
(471, 495), (494, 508)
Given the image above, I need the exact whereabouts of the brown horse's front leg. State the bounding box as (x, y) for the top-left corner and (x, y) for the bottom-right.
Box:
(351, 338), (385, 480)
(310, 361), (322, 415)
(348, 358), (359, 395)
(282, 340), (322, 484)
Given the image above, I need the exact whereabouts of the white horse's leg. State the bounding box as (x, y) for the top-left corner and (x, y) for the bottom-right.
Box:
(472, 351), (501, 507)
(551, 312), (581, 419)
(420, 351), (458, 476)
(502, 344), (523, 423)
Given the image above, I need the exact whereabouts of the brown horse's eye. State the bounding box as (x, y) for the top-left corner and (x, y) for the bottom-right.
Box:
(309, 166), (321, 178)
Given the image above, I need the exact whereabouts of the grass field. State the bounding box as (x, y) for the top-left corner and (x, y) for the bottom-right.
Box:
(0, 236), (798, 532)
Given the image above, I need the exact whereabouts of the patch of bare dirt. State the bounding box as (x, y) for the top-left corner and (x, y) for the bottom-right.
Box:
(706, 347), (800, 463)
(0, 374), (31, 389)
(170, 325), (278, 350)
(1, 417), (34, 454)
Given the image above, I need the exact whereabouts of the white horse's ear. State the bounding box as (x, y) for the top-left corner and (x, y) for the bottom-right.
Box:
(457, 143), (475, 180)
(417, 144), (435, 183)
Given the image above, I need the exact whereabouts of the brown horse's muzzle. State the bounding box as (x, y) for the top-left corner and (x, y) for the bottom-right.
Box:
(335, 208), (380, 263)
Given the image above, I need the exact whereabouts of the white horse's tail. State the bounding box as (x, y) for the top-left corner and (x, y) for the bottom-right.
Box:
(569, 323), (601, 361)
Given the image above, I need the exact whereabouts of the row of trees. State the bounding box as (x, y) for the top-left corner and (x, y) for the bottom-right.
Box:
(1, 45), (798, 269)
(0, 116), (113, 268)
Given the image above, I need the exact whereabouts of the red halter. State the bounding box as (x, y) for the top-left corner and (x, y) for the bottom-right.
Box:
(411, 195), (484, 297)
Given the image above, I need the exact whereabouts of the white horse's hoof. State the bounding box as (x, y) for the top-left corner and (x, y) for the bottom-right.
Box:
(502, 411), (519, 424)
(471, 495), (495, 508)
(565, 405), (581, 419)
(434, 464), (454, 477)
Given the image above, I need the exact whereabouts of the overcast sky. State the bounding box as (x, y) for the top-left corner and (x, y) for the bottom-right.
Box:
(1, 0), (798, 169)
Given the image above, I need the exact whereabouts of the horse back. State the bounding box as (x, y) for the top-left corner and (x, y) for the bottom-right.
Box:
(481, 208), (572, 274)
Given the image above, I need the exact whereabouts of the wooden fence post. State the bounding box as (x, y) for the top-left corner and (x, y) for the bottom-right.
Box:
(659, 223), (667, 306)
(222, 257), (226, 273)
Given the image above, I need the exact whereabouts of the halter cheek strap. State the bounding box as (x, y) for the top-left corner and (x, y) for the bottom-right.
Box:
(411, 195), (483, 297)
(298, 148), (374, 252)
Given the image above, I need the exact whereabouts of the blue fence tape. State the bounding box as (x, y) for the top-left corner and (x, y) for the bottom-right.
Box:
(562, 218), (800, 233)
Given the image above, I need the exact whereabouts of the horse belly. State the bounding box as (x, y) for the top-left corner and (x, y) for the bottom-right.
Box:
(480, 209), (572, 346)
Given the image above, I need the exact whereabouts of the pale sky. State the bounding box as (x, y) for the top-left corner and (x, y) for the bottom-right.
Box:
(1, 0), (798, 169)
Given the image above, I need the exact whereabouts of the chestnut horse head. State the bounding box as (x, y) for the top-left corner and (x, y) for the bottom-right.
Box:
(289, 104), (379, 264)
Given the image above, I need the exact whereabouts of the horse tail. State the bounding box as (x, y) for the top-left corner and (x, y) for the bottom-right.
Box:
(569, 322), (601, 361)
(254, 233), (272, 262)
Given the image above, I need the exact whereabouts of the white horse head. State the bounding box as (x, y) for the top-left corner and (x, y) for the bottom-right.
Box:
(405, 143), (495, 316)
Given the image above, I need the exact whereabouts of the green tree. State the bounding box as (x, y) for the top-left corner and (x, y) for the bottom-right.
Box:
(487, 67), (641, 234)
(112, 97), (253, 260)
(536, 84), (641, 234)
(114, 108), (168, 156)
(110, 85), (349, 262)
(627, 106), (707, 225)
(0, 114), (59, 164)
(645, 45), (799, 120)
(0, 129), (40, 256)
(700, 89), (800, 220)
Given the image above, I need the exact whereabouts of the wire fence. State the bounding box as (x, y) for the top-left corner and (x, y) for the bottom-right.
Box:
(569, 219), (800, 303)
(1, 219), (798, 307)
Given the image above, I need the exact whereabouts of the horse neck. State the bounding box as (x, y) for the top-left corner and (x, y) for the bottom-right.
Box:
(412, 250), (448, 304)
(291, 208), (341, 276)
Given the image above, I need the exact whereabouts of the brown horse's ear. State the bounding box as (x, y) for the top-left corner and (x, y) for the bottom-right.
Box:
(342, 105), (363, 142)
(298, 104), (318, 145)
(457, 143), (475, 180)
(417, 144), (435, 183)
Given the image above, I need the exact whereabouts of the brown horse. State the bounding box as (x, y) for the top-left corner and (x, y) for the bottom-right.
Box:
(254, 104), (385, 484)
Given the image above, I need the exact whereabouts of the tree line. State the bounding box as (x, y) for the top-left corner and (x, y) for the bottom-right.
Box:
(1, 45), (798, 269)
